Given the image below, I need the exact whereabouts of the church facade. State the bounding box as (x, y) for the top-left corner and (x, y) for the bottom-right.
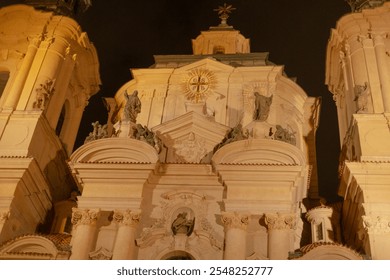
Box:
(0, 1), (388, 260)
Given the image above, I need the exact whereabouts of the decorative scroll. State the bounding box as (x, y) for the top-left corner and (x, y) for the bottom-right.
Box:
(264, 213), (296, 230)
(221, 212), (250, 230)
(113, 209), (141, 227)
(71, 208), (100, 227)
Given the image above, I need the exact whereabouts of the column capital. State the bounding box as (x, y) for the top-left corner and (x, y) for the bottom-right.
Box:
(264, 212), (296, 230)
(362, 215), (390, 234)
(71, 208), (100, 227)
(221, 211), (249, 230)
(113, 209), (141, 227)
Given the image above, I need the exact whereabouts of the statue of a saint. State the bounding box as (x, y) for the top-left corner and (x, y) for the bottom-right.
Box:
(253, 92), (273, 121)
(171, 212), (195, 236)
(123, 90), (141, 123)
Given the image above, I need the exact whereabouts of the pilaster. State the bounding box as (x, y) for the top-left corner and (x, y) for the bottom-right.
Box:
(112, 209), (141, 260)
(264, 212), (296, 260)
(221, 211), (249, 260)
(70, 208), (100, 260)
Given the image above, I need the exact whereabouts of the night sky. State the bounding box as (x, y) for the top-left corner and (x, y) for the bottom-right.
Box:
(1, 0), (352, 202)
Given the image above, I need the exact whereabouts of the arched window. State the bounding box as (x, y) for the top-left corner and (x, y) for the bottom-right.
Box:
(0, 71), (10, 100)
(213, 45), (225, 54)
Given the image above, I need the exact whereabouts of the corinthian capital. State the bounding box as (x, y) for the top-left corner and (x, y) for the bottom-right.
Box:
(221, 212), (249, 230)
(362, 215), (390, 234)
(113, 209), (141, 227)
(71, 208), (100, 227)
(264, 213), (296, 230)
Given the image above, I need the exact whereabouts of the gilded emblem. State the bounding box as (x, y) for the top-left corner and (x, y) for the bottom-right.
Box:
(182, 68), (217, 103)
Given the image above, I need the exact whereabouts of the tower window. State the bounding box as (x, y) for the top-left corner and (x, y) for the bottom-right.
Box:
(213, 46), (225, 54)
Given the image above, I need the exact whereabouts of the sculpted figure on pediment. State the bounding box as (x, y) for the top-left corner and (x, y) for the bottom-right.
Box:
(253, 92), (273, 121)
(214, 123), (249, 151)
(174, 132), (207, 163)
(273, 125), (296, 145)
(354, 82), (370, 113)
(123, 90), (141, 122)
(171, 212), (195, 236)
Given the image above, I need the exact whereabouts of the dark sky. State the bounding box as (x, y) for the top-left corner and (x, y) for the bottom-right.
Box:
(1, 0), (352, 201)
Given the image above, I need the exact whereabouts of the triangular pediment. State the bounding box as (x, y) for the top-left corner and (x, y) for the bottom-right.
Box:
(175, 57), (235, 73)
(152, 111), (230, 163)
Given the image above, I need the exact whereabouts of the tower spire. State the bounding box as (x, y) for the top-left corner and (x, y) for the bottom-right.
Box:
(213, 3), (236, 29)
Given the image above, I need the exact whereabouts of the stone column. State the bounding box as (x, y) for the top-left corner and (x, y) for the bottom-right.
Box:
(70, 208), (100, 260)
(361, 215), (390, 260)
(264, 212), (296, 260)
(221, 212), (249, 260)
(112, 209), (141, 260)
(4, 35), (41, 109)
(372, 33), (390, 112)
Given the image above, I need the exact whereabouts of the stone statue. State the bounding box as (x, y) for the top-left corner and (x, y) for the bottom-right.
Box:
(274, 125), (296, 145)
(354, 82), (370, 113)
(84, 121), (109, 144)
(171, 212), (195, 236)
(123, 90), (141, 123)
(133, 124), (162, 153)
(214, 123), (249, 151)
(33, 79), (55, 110)
(253, 92), (273, 121)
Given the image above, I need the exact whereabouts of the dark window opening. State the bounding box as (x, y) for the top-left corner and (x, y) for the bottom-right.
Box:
(56, 105), (66, 136)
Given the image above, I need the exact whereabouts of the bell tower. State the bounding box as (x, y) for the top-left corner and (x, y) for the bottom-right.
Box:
(326, 2), (390, 259)
(0, 3), (100, 242)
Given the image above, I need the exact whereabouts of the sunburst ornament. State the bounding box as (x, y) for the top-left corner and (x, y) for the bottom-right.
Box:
(182, 68), (217, 103)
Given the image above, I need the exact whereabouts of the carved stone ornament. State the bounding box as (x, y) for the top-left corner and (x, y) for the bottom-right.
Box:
(221, 212), (250, 230)
(264, 213), (296, 230)
(123, 90), (141, 123)
(113, 209), (141, 227)
(182, 68), (217, 103)
(214, 123), (249, 151)
(133, 124), (162, 153)
(272, 125), (297, 145)
(33, 79), (55, 110)
(71, 208), (100, 227)
(213, 3), (236, 28)
(0, 210), (10, 224)
(137, 192), (223, 251)
(173, 132), (208, 163)
(84, 121), (109, 144)
(354, 82), (370, 113)
(253, 92), (273, 121)
(88, 246), (113, 260)
(171, 212), (195, 236)
(362, 215), (390, 234)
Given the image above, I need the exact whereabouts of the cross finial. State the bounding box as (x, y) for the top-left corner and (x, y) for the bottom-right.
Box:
(214, 3), (236, 27)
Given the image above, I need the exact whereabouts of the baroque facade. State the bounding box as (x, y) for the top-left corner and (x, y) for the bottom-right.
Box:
(0, 1), (388, 260)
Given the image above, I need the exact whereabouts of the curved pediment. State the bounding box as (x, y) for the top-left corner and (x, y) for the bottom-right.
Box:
(0, 234), (71, 260)
(69, 138), (159, 164)
(295, 242), (363, 260)
(212, 138), (306, 166)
